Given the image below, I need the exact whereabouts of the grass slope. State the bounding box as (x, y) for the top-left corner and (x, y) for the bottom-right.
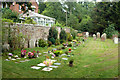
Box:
(2, 38), (118, 78)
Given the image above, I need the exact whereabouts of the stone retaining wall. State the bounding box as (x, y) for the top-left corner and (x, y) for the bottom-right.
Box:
(2, 23), (70, 48)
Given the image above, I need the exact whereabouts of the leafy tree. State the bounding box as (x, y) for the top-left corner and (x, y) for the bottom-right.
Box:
(42, 2), (66, 25)
(38, 2), (46, 14)
(91, 2), (120, 33)
(1, 8), (19, 22)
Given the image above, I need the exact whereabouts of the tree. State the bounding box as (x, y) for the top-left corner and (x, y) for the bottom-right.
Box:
(42, 2), (66, 25)
(38, 2), (46, 14)
(91, 2), (120, 33)
(1, 8), (19, 22)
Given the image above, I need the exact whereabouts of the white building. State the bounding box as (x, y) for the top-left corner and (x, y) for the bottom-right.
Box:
(20, 10), (55, 27)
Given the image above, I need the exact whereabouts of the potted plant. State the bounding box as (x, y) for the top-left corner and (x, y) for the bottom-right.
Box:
(28, 52), (34, 59)
(69, 59), (74, 67)
(21, 50), (26, 58)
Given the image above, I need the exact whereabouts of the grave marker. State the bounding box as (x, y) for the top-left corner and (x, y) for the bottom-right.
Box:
(97, 32), (100, 38)
(93, 34), (96, 40)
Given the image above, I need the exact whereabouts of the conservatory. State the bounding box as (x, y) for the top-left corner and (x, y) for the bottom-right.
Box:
(20, 10), (55, 27)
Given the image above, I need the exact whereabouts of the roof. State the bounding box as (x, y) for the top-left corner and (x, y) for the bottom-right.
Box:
(20, 10), (55, 20)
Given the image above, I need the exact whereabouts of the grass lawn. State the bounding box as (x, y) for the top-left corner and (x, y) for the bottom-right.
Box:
(2, 37), (118, 78)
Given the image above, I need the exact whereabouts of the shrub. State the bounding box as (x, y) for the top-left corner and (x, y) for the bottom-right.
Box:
(103, 24), (119, 38)
(54, 50), (63, 57)
(67, 33), (73, 41)
(38, 39), (47, 47)
(60, 40), (65, 44)
(48, 41), (52, 47)
(68, 43), (72, 47)
(70, 29), (77, 39)
(48, 27), (58, 44)
(55, 39), (60, 45)
(60, 29), (67, 40)
(48, 37), (56, 44)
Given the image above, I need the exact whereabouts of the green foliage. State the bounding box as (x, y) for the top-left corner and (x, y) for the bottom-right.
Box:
(103, 24), (118, 38)
(1, 8), (19, 22)
(2, 18), (13, 23)
(55, 22), (64, 27)
(60, 40), (65, 44)
(55, 39), (60, 45)
(60, 29), (67, 41)
(91, 2), (120, 33)
(68, 43), (72, 47)
(67, 33), (73, 41)
(2, 26), (26, 52)
(54, 50), (63, 56)
(70, 28), (77, 39)
(38, 39), (47, 47)
(24, 17), (36, 24)
(48, 27), (58, 44)
(48, 41), (52, 47)
(48, 37), (56, 44)
(38, 2), (46, 14)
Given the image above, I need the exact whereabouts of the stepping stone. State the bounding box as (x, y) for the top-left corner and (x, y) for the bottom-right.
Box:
(62, 58), (68, 60)
(37, 63), (46, 66)
(5, 59), (10, 61)
(73, 48), (76, 50)
(54, 63), (61, 65)
(39, 53), (42, 55)
(42, 67), (53, 71)
(43, 52), (48, 53)
(16, 58), (21, 59)
(25, 59), (30, 61)
(19, 61), (26, 62)
(61, 54), (66, 56)
(51, 60), (57, 63)
(67, 55), (70, 57)
(11, 59), (16, 60)
(31, 66), (41, 70)
(49, 65), (58, 68)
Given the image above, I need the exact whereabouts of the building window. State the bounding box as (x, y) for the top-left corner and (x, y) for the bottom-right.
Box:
(19, 5), (21, 11)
